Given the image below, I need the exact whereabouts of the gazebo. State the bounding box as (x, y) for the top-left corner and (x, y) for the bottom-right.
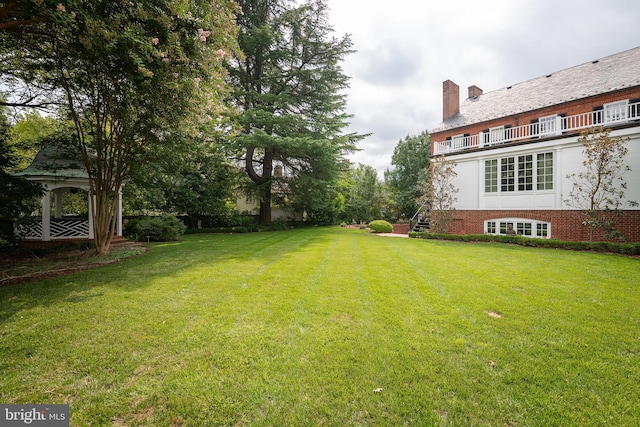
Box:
(13, 146), (123, 241)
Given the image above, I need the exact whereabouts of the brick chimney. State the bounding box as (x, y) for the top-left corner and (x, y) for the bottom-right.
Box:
(443, 80), (459, 121)
(468, 85), (483, 99)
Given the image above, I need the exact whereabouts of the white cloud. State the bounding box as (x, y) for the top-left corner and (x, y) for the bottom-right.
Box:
(326, 0), (640, 176)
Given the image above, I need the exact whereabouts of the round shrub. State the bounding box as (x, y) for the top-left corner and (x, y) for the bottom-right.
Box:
(369, 220), (393, 233)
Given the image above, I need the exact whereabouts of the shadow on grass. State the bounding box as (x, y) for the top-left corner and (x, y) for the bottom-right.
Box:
(0, 228), (340, 325)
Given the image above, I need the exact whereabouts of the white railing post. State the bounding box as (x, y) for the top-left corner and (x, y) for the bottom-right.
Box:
(432, 101), (639, 154)
(554, 115), (562, 135)
(42, 190), (51, 241)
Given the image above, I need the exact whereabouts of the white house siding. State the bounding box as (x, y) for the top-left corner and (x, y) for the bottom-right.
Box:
(449, 125), (640, 212)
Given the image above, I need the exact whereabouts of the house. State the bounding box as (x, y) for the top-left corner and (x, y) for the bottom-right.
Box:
(429, 46), (640, 241)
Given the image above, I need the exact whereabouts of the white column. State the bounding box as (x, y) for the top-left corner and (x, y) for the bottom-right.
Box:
(117, 188), (123, 236)
(88, 192), (94, 239)
(54, 189), (63, 218)
(42, 190), (51, 241)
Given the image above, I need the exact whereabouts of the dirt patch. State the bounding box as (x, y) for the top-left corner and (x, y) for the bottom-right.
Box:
(485, 310), (503, 318)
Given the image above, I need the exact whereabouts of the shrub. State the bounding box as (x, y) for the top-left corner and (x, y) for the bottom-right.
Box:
(407, 232), (640, 255)
(124, 215), (186, 242)
(369, 220), (393, 233)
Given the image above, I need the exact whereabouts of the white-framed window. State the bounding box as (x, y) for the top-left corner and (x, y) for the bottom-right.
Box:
(500, 157), (515, 192)
(604, 100), (628, 123)
(536, 223), (549, 238)
(485, 218), (551, 239)
(536, 152), (553, 190)
(485, 152), (553, 194)
(516, 222), (532, 236)
(539, 115), (557, 136)
(518, 155), (533, 191)
(485, 159), (498, 193)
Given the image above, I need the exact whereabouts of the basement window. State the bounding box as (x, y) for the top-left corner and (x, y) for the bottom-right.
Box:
(485, 218), (551, 239)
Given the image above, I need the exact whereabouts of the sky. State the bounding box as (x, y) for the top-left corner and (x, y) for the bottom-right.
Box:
(325, 0), (640, 176)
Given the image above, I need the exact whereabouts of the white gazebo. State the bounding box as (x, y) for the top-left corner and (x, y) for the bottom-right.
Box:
(13, 146), (123, 241)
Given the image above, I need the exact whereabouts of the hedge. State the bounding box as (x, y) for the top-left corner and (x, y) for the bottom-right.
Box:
(408, 232), (640, 255)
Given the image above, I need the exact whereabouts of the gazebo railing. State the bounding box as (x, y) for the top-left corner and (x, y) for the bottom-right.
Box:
(19, 217), (90, 240)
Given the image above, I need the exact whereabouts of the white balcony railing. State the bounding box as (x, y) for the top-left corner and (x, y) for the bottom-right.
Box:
(433, 101), (640, 155)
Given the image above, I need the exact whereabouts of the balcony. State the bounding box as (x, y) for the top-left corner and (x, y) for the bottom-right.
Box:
(433, 100), (640, 155)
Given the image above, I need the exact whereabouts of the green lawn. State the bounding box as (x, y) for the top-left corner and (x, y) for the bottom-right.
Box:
(1, 227), (638, 426)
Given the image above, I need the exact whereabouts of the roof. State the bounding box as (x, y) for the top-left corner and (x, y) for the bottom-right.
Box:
(431, 46), (640, 133)
(13, 145), (89, 180)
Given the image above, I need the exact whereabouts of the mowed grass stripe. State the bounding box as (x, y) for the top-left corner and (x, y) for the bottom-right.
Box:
(0, 227), (638, 426)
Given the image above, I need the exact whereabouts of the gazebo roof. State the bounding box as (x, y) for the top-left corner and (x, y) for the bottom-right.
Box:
(13, 145), (89, 180)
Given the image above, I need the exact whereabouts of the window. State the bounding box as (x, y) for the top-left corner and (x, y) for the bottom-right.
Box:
(537, 223), (548, 237)
(604, 100), (628, 123)
(537, 152), (553, 190)
(499, 222), (514, 235)
(489, 126), (505, 144)
(516, 222), (532, 236)
(484, 152), (553, 194)
(518, 155), (533, 191)
(485, 160), (498, 193)
(500, 158), (515, 192)
(486, 219), (551, 239)
(539, 115), (556, 136)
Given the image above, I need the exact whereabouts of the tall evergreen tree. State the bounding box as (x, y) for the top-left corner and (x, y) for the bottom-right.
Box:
(227, 0), (361, 225)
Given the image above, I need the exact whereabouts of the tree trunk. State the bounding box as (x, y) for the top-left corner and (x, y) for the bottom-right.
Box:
(259, 198), (272, 226)
(258, 149), (274, 225)
(90, 185), (118, 255)
(246, 146), (274, 226)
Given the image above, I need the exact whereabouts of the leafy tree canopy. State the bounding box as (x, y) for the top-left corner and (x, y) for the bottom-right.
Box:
(1, 0), (241, 253)
(6, 111), (59, 172)
(338, 163), (385, 224)
(0, 106), (43, 249)
(384, 130), (431, 220)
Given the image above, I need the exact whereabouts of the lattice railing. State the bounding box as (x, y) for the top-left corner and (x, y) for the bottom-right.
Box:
(18, 217), (90, 240)
(51, 218), (90, 238)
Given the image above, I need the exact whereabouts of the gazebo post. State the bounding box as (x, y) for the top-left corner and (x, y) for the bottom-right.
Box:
(53, 188), (64, 219)
(42, 187), (51, 241)
(88, 192), (95, 239)
(117, 188), (123, 236)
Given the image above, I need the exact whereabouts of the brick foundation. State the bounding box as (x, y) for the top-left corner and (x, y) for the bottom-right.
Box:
(392, 224), (410, 234)
(443, 210), (640, 242)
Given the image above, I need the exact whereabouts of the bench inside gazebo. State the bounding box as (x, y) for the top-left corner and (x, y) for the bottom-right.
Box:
(13, 146), (123, 242)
